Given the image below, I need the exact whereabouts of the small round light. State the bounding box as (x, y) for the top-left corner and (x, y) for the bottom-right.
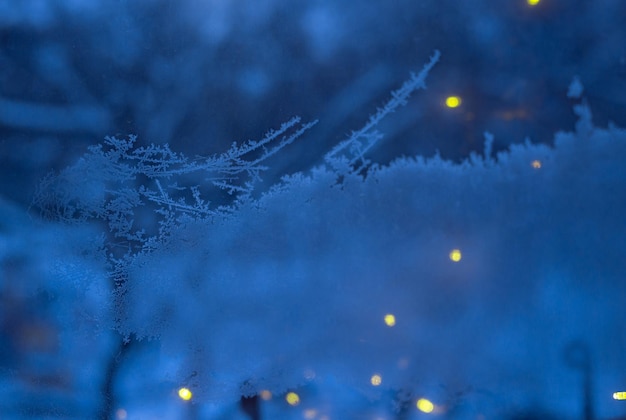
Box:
(531, 159), (542, 169)
(417, 398), (435, 413)
(178, 387), (192, 401)
(449, 249), (462, 262)
(445, 96), (462, 108)
(384, 314), (396, 327)
(370, 374), (382, 386)
(527, 0), (540, 6)
(286, 392), (300, 406)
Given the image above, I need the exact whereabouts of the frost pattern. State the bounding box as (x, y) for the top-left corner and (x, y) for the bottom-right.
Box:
(119, 112), (626, 407)
(34, 117), (317, 273)
(32, 51), (626, 417)
(325, 50), (440, 174)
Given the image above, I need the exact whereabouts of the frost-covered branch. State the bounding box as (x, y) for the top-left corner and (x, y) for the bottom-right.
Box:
(32, 117), (317, 260)
(325, 50), (440, 173)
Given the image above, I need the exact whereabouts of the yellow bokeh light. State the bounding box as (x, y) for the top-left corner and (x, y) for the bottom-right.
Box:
(178, 387), (193, 401)
(260, 390), (272, 400)
(417, 398), (435, 413)
(531, 159), (542, 169)
(286, 392), (300, 406)
(370, 374), (382, 386)
(449, 249), (462, 262)
(527, 0), (540, 5)
(384, 314), (396, 327)
(614, 391), (626, 400)
(445, 96), (462, 108)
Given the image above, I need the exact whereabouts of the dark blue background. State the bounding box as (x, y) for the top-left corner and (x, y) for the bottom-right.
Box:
(1, 0), (625, 206)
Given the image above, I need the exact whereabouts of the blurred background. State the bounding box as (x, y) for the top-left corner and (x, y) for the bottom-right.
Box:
(1, 0), (625, 206)
(1, 0), (626, 419)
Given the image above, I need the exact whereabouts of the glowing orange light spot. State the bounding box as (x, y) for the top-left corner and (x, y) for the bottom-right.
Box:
(531, 160), (542, 169)
(497, 108), (529, 121)
(260, 390), (272, 400)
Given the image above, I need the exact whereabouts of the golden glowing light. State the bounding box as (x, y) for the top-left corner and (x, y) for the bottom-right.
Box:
(178, 387), (193, 401)
(260, 390), (272, 400)
(286, 392), (300, 406)
(531, 159), (542, 169)
(449, 249), (462, 262)
(614, 391), (626, 400)
(445, 96), (462, 108)
(384, 314), (396, 327)
(527, 0), (541, 5)
(417, 398), (435, 413)
(370, 374), (383, 386)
